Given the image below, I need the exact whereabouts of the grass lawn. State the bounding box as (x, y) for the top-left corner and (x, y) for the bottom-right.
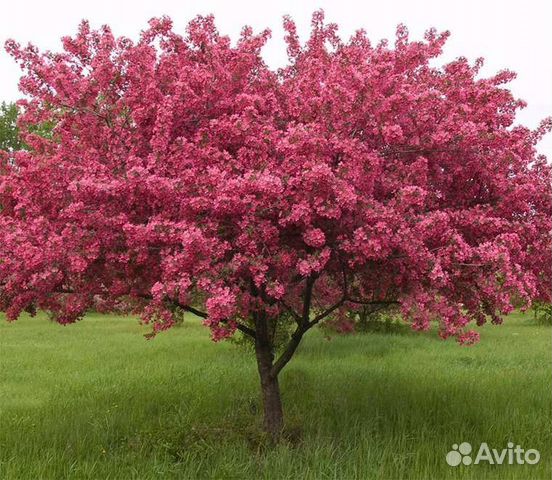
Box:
(0, 311), (550, 479)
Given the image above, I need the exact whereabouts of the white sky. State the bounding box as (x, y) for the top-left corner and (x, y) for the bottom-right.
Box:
(1, 0), (551, 154)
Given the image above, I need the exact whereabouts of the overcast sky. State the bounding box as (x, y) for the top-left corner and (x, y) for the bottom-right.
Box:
(1, 0), (551, 154)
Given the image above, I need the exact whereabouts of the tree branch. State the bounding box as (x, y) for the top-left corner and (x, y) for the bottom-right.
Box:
(176, 302), (256, 339)
(178, 303), (207, 318)
(235, 322), (257, 339)
(345, 298), (400, 306)
(270, 327), (304, 378)
(308, 297), (347, 328)
(54, 288), (257, 339)
(301, 277), (315, 325)
(270, 276), (316, 377)
(278, 299), (302, 323)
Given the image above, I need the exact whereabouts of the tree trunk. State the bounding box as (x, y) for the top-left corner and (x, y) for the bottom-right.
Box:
(255, 336), (284, 440)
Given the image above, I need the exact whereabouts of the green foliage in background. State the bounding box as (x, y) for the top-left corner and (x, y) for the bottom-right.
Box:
(533, 301), (552, 325)
(0, 102), (23, 151)
(0, 101), (55, 153)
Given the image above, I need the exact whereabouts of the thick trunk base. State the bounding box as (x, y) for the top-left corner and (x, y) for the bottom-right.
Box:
(260, 374), (284, 439)
(255, 339), (284, 440)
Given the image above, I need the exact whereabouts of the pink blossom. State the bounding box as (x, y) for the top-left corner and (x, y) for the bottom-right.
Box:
(303, 228), (326, 248)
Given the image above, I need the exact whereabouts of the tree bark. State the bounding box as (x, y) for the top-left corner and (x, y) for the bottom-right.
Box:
(254, 312), (284, 440)
(256, 352), (284, 439)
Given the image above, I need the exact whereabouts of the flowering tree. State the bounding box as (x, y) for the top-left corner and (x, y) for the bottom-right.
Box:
(1, 12), (551, 438)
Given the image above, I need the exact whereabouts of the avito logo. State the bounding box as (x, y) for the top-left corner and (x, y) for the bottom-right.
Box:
(446, 442), (540, 466)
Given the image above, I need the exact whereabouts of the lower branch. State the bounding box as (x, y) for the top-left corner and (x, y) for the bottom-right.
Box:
(345, 298), (400, 307)
(52, 288), (258, 339)
(176, 302), (256, 339)
(270, 328), (305, 378)
(271, 296), (400, 377)
(179, 304), (208, 318)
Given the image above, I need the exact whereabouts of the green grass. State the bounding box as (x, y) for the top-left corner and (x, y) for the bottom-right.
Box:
(0, 311), (550, 479)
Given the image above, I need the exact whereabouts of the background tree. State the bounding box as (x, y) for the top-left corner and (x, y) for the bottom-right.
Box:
(1, 12), (551, 439)
(0, 102), (23, 152)
(0, 101), (54, 154)
(532, 301), (552, 325)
